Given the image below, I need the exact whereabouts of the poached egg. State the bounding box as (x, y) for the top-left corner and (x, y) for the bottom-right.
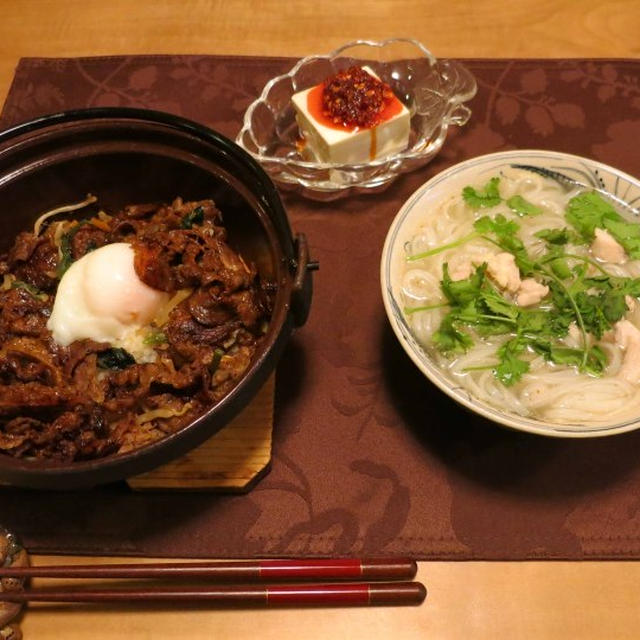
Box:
(47, 242), (170, 360)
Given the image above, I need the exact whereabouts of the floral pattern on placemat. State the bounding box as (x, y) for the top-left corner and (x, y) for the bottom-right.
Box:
(2, 55), (288, 140)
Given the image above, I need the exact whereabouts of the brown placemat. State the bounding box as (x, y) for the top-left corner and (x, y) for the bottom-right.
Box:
(2, 55), (640, 560)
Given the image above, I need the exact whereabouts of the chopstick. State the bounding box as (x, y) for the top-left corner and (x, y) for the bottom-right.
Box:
(0, 581), (426, 607)
(0, 557), (417, 582)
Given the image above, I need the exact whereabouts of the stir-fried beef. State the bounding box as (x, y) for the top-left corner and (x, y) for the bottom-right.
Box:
(0, 288), (50, 337)
(70, 224), (109, 259)
(0, 197), (273, 462)
(8, 233), (59, 292)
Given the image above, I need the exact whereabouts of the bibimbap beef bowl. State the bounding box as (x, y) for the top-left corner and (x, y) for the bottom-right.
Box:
(0, 108), (314, 489)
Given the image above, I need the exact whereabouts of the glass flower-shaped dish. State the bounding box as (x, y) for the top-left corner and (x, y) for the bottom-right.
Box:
(236, 39), (477, 201)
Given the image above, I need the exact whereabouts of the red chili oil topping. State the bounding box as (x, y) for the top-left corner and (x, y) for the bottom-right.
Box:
(307, 66), (403, 131)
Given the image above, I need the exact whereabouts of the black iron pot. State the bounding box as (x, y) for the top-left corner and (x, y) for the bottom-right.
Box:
(0, 108), (314, 489)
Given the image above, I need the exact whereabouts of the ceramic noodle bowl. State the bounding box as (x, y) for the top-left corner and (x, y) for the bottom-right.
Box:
(381, 150), (640, 438)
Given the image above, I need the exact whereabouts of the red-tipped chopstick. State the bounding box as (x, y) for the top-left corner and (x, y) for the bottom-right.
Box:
(0, 557), (417, 582)
(0, 581), (426, 607)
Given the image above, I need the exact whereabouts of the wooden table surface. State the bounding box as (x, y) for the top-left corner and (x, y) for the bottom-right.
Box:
(2, 1), (640, 638)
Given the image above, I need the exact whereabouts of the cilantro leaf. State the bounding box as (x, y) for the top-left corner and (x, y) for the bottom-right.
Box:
(559, 272), (633, 339)
(534, 227), (581, 246)
(601, 291), (629, 324)
(473, 214), (519, 237)
(548, 312), (574, 339)
(531, 342), (607, 377)
(440, 263), (486, 306)
(566, 191), (620, 240)
(582, 273), (640, 298)
(432, 313), (474, 354)
(517, 309), (549, 334)
(581, 275), (613, 291)
(579, 275), (638, 325)
(507, 195), (542, 217)
(478, 287), (519, 320)
(462, 177), (502, 209)
(574, 292), (615, 339)
(549, 258), (572, 279)
(534, 342), (580, 367)
(571, 262), (588, 281)
(474, 318), (517, 337)
(584, 345), (608, 376)
(518, 308), (571, 339)
(494, 339), (530, 386)
(499, 236), (534, 275)
(615, 277), (640, 298)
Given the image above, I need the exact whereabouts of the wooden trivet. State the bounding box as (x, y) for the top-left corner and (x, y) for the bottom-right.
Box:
(127, 374), (275, 492)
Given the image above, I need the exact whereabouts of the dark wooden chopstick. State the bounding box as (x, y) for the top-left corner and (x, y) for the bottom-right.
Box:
(0, 581), (426, 607)
(0, 557), (417, 582)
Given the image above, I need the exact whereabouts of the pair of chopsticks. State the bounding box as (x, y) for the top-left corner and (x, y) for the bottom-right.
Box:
(0, 558), (426, 607)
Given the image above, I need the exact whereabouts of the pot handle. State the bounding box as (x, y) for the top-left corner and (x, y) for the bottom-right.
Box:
(291, 232), (317, 327)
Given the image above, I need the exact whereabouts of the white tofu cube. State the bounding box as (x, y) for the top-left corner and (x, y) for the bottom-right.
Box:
(291, 66), (411, 164)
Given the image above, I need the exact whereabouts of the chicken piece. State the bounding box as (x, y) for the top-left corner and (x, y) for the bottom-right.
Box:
(448, 259), (474, 282)
(565, 322), (583, 348)
(485, 252), (521, 293)
(448, 251), (521, 293)
(591, 228), (626, 264)
(614, 319), (640, 384)
(447, 251), (492, 282)
(516, 278), (549, 307)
